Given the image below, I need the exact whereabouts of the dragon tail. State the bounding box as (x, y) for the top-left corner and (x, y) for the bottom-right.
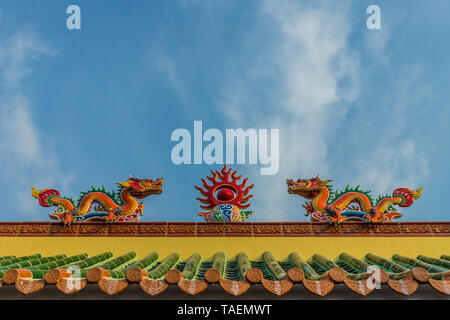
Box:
(393, 187), (422, 208)
(31, 186), (61, 207)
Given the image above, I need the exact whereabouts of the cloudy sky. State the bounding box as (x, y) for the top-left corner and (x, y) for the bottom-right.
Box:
(0, 0), (448, 222)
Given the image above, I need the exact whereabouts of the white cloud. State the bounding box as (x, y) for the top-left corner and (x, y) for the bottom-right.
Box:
(355, 141), (429, 194)
(0, 95), (41, 164)
(357, 13), (431, 201)
(351, 66), (432, 196)
(217, 0), (360, 220)
(150, 48), (190, 105)
(215, 0), (429, 220)
(145, 1), (430, 221)
(0, 29), (73, 220)
(0, 29), (54, 89)
(364, 28), (390, 59)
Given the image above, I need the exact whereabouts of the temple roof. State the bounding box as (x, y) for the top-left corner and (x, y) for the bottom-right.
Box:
(0, 221), (448, 299)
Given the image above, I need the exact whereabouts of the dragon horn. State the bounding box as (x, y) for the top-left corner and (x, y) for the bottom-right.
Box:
(31, 186), (40, 199)
(412, 187), (422, 199)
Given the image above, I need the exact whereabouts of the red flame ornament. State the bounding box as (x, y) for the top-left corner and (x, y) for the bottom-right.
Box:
(195, 165), (254, 222)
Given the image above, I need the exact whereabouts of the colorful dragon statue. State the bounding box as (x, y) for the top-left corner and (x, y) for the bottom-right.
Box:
(31, 176), (163, 225)
(286, 175), (422, 223)
(195, 165), (254, 222)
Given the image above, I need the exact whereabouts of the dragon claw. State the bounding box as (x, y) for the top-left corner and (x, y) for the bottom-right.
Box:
(365, 214), (383, 223)
(62, 213), (74, 226)
(330, 216), (344, 225)
(366, 209), (385, 223)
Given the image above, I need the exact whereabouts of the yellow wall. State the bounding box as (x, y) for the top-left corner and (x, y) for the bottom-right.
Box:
(0, 237), (448, 260)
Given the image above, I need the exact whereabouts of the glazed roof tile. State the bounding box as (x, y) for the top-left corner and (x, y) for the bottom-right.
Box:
(0, 251), (448, 297)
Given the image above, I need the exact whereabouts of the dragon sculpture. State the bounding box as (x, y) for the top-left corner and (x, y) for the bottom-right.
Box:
(286, 175), (422, 223)
(195, 165), (254, 222)
(31, 176), (163, 225)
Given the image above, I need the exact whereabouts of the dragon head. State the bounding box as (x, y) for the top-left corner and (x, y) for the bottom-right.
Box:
(117, 176), (163, 199)
(286, 175), (331, 199)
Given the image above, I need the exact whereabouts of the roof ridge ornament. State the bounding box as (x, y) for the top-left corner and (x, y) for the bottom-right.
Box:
(195, 165), (254, 222)
(31, 176), (164, 225)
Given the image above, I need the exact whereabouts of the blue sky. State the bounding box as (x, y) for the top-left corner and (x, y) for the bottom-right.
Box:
(0, 0), (448, 222)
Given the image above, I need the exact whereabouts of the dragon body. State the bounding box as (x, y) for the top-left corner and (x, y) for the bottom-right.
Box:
(286, 176), (422, 223)
(32, 177), (163, 225)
